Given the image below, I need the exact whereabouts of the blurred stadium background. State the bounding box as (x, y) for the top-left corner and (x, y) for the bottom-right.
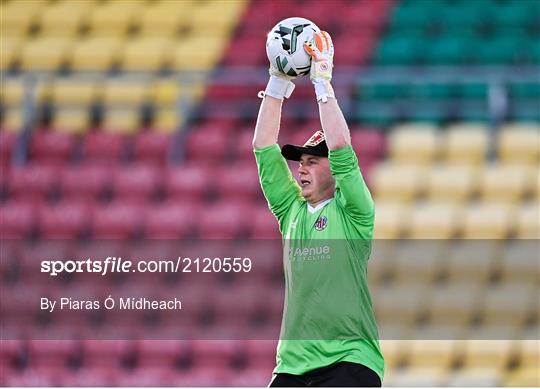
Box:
(0, 0), (539, 386)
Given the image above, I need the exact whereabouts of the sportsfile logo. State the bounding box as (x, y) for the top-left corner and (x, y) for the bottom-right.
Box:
(288, 245), (331, 262)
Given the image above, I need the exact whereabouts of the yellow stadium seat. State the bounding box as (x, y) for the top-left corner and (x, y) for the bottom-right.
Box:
(443, 124), (489, 164)
(37, 0), (93, 37)
(69, 37), (122, 72)
(2, 107), (24, 132)
(379, 340), (404, 370)
(409, 202), (460, 239)
(87, 1), (143, 37)
(516, 202), (539, 238)
(137, 1), (194, 37)
(102, 108), (140, 134)
(390, 367), (448, 387)
(504, 366), (540, 387)
(500, 240), (539, 282)
(189, 0), (246, 36)
(170, 36), (227, 71)
(461, 340), (514, 369)
(461, 203), (515, 239)
(445, 240), (500, 283)
(482, 282), (536, 327)
(51, 79), (98, 106)
(374, 284), (428, 325)
(154, 107), (182, 133)
(428, 283), (482, 325)
(407, 340), (457, 369)
(536, 169), (540, 201)
(426, 164), (478, 203)
(498, 123), (540, 164)
(368, 240), (397, 283)
(151, 80), (180, 105)
(517, 340), (539, 369)
(1, 36), (23, 70)
(372, 163), (427, 202)
(388, 123), (440, 163)
(0, 0), (46, 37)
(480, 164), (534, 203)
(0, 77), (49, 106)
(393, 240), (447, 282)
(20, 36), (72, 71)
(53, 107), (90, 134)
(102, 79), (150, 106)
(373, 202), (410, 239)
(120, 37), (172, 72)
(446, 367), (503, 386)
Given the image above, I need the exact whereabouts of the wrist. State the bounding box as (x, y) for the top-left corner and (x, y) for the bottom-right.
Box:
(260, 75), (295, 100)
(312, 80), (335, 102)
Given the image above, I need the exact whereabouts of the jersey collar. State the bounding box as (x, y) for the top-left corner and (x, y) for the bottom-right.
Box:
(307, 198), (333, 214)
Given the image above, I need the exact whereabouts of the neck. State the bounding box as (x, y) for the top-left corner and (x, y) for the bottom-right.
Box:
(308, 196), (333, 207)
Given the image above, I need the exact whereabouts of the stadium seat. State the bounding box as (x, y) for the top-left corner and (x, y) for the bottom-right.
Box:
(481, 283), (535, 328)
(198, 200), (252, 239)
(87, 1), (143, 37)
(111, 163), (162, 202)
(51, 79), (98, 106)
(120, 37), (172, 72)
(504, 366), (540, 387)
(479, 164), (533, 203)
(371, 163), (427, 201)
(81, 132), (129, 162)
(20, 36), (72, 71)
(133, 131), (172, 165)
(0, 201), (36, 239)
(0, 36), (22, 71)
(350, 128), (386, 160)
(500, 240), (540, 282)
(185, 129), (232, 163)
(188, 0), (246, 37)
(101, 107), (140, 134)
(426, 164), (478, 203)
(409, 202), (459, 239)
(59, 163), (110, 201)
(460, 340), (515, 370)
(28, 131), (76, 164)
(516, 202), (539, 238)
(0, 131), (17, 167)
(393, 240), (447, 282)
(38, 201), (89, 239)
(373, 202), (410, 239)
(389, 367), (448, 387)
(497, 123), (540, 164)
(137, 2), (193, 38)
(1, 108), (24, 133)
(53, 107), (90, 134)
(388, 123), (439, 163)
(444, 240), (499, 283)
(8, 163), (58, 202)
(90, 201), (143, 239)
(214, 162), (260, 201)
(443, 124), (489, 164)
(374, 284), (428, 325)
(37, 0), (91, 37)
(69, 37), (122, 71)
(171, 36), (227, 71)
(248, 206), (280, 239)
(427, 283), (482, 326)
(446, 367), (502, 387)
(143, 202), (199, 239)
(164, 164), (212, 202)
(461, 203), (515, 239)
(153, 107), (182, 133)
(1, 77), (49, 107)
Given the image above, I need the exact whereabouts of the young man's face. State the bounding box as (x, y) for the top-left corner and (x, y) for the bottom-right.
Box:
(298, 154), (335, 205)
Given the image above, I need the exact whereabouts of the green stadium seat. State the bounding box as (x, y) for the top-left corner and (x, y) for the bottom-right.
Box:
(409, 83), (458, 100)
(425, 35), (476, 65)
(358, 83), (409, 100)
(373, 33), (426, 65)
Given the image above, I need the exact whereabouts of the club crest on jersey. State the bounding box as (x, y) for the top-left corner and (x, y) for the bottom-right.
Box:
(303, 131), (325, 147)
(314, 215), (327, 231)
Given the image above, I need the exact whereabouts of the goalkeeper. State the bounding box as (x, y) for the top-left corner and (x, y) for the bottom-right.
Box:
(253, 31), (384, 387)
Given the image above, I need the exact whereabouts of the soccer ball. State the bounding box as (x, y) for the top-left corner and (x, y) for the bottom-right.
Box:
(266, 17), (320, 78)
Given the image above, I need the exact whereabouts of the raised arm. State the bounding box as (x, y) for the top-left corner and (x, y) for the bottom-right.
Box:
(253, 96), (283, 149)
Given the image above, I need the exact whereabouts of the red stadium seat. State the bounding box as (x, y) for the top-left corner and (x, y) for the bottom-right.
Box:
(169, 366), (227, 386)
(214, 162), (260, 201)
(90, 201), (143, 239)
(28, 131), (76, 164)
(0, 131), (17, 168)
(185, 129), (232, 163)
(164, 164), (212, 202)
(82, 131), (129, 162)
(59, 163), (112, 201)
(27, 340), (80, 369)
(226, 366), (274, 387)
(133, 131), (172, 165)
(111, 163), (162, 202)
(143, 202), (200, 239)
(350, 127), (386, 159)
(248, 206), (280, 239)
(0, 201), (36, 238)
(198, 200), (252, 239)
(82, 340), (137, 369)
(38, 201), (90, 239)
(8, 163), (58, 201)
(190, 340), (243, 369)
(222, 35), (266, 66)
(231, 129), (255, 162)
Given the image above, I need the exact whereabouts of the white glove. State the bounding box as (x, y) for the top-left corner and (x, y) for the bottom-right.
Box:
(258, 63), (296, 100)
(304, 31), (335, 103)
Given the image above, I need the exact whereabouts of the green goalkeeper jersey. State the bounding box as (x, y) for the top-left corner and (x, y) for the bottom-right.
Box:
(254, 144), (384, 381)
